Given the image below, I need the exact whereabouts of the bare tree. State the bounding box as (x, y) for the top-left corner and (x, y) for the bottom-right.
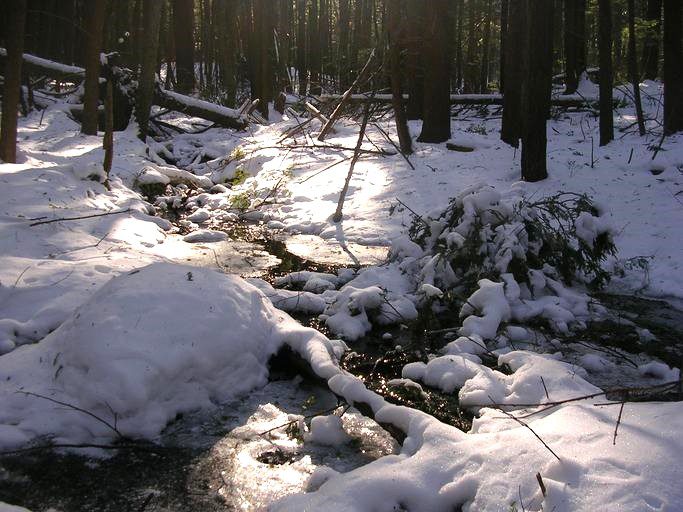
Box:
(135, 0), (163, 141)
(627, 0), (646, 136)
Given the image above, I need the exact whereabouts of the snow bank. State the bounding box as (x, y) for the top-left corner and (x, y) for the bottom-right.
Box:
(0, 264), (344, 448)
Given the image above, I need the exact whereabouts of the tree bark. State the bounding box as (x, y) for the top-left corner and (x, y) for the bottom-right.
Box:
(598, 0), (614, 146)
(82, 0), (107, 135)
(564, 0), (586, 94)
(296, 0), (307, 95)
(480, 0), (493, 93)
(521, 0), (553, 182)
(253, 0), (274, 118)
(500, 0), (509, 93)
(0, 0), (27, 163)
(501, 0), (526, 147)
(663, 0), (683, 134)
(173, 0), (195, 93)
(135, 0), (163, 141)
(388, 0), (412, 154)
(404, 0), (424, 119)
(309, 0), (322, 95)
(627, 0), (646, 136)
(417, 0), (451, 143)
(642, 0), (662, 80)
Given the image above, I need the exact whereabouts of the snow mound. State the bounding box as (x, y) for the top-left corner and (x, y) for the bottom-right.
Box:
(183, 229), (229, 243)
(304, 415), (351, 446)
(0, 264), (328, 448)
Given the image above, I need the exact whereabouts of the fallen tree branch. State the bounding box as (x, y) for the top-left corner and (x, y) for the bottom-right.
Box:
(29, 208), (132, 227)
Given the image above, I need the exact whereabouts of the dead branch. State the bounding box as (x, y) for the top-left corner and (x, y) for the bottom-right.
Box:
(490, 395), (561, 461)
(333, 102), (371, 223)
(29, 208), (132, 227)
(318, 49), (376, 141)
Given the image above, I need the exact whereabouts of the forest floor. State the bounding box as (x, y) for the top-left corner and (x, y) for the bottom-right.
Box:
(1, 79), (683, 511)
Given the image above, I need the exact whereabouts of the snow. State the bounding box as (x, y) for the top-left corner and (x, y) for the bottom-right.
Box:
(1, 79), (682, 511)
(305, 415), (351, 446)
(0, 503), (31, 512)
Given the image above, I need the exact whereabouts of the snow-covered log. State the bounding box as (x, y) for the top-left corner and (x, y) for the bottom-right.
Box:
(153, 88), (248, 130)
(0, 49), (248, 130)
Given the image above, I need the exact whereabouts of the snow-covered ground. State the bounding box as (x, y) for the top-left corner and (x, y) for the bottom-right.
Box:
(1, 79), (682, 511)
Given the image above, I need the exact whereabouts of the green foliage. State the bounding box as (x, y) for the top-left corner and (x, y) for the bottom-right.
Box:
(407, 191), (616, 297)
(229, 192), (251, 211)
(230, 167), (250, 186)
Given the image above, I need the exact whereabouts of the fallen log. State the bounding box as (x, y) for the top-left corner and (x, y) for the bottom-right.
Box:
(1, 49), (248, 130)
(153, 88), (248, 130)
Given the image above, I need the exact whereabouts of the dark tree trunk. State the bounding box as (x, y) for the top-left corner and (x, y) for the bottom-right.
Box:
(464, 0), (477, 93)
(173, 0), (195, 93)
(253, 0), (274, 117)
(663, 0), (683, 134)
(455, 0), (464, 91)
(405, 0), (424, 119)
(388, 0), (412, 154)
(642, 0), (663, 80)
(564, 0), (586, 94)
(480, 0), (493, 93)
(309, 0), (321, 95)
(627, 0), (646, 136)
(82, 0), (107, 135)
(500, 0), (509, 93)
(599, 0), (614, 146)
(215, 0), (238, 106)
(501, 0), (526, 147)
(417, 0), (451, 143)
(521, 0), (553, 182)
(135, 0), (163, 141)
(296, 0), (307, 95)
(338, 0), (351, 90)
(0, 0), (27, 163)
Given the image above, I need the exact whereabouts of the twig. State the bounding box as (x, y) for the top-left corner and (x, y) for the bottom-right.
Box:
(19, 391), (124, 439)
(490, 396), (561, 461)
(30, 208), (132, 227)
(258, 402), (348, 437)
(373, 122), (415, 170)
(298, 156), (353, 184)
(536, 472), (547, 497)
(395, 197), (428, 227)
(612, 402), (625, 445)
(540, 376), (550, 400)
(0, 441), (168, 457)
(518, 485), (527, 512)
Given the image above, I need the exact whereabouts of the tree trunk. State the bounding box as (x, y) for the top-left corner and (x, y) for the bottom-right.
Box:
(173, 0), (195, 93)
(501, 0), (526, 147)
(253, 0), (274, 118)
(521, 0), (553, 182)
(82, 0), (107, 135)
(0, 0), (27, 163)
(388, 0), (412, 154)
(642, 0), (662, 80)
(500, 0), (509, 93)
(296, 0), (307, 94)
(309, 0), (322, 95)
(338, 0), (351, 90)
(663, 0), (683, 134)
(135, 0), (163, 141)
(405, 0), (424, 119)
(599, 0), (614, 146)
(480, 0), (493, 93)
(464, 0), (477, 93)
(417, 0), (451, 143)
(215, 0), (238, 106)
(627, 0), (646, 136)
(564, 0), (586, 94)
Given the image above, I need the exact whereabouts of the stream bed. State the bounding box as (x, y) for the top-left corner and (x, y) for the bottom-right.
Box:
(2, 201), (683, 511)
